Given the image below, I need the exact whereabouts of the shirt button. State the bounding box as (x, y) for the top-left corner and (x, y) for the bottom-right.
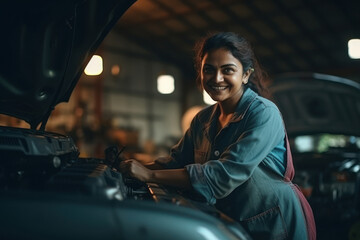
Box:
(214, 150), (220, 157)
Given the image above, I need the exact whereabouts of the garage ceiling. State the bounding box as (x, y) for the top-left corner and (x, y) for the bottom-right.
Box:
(112, 0), (360, 81)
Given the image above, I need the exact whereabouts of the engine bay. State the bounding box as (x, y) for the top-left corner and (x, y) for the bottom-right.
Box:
(0, 126), (251, 240)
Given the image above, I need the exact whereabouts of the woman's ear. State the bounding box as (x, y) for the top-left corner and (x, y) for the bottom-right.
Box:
(242, 68), (253, 84)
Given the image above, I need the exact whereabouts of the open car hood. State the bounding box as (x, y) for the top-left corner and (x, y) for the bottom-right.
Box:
(269, 73), (360, 137)
(0, 0), (135, 129)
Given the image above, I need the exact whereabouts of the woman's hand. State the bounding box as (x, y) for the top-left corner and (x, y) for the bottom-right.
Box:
(119, 159), (191, 189)
(119, 159), (152, 182)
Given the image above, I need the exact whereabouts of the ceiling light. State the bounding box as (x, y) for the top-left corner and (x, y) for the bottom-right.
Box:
(203, 90), (216, 105)
(111, 65), (120, 76)
(84, 55), (103, 76)
(348, 39), (360, 59)
(157, 75), (175, 94)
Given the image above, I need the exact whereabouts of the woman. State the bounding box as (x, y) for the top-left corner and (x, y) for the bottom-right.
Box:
(119, 32), (316, 240)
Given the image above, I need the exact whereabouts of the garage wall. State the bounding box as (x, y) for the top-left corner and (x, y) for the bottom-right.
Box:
(33, 32), (192, 158)
(100, 32), (184, 151)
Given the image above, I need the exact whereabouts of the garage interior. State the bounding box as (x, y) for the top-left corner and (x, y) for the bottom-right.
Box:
(33, 0), (359, 154)
(0, 0), (359, 239)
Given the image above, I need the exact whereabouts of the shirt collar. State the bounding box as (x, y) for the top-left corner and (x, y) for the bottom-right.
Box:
(232, 87), (258, 122)
(202, 87), (258, 135)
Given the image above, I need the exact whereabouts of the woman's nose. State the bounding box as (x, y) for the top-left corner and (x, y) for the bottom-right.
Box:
(214, 70), (224, 82)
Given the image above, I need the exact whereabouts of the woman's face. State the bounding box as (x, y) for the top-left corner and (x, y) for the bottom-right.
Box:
(201, 48), (251, 105)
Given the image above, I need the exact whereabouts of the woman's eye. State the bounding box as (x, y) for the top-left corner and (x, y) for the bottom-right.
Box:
(203, 67), (213, 73)
(223, 68), (235, 74)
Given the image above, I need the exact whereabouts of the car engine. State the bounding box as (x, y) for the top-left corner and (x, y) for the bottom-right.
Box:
(0, 126), (251, 240)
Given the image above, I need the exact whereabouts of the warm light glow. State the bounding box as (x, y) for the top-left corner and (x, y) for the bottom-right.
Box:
(203, 90), (216, 105)
(157, 75), (175, 94)
(348, 39), (360, 59)
(84, 55), (103, 75)
(111, 65), (120, 75)
(181, 106), (203, 134)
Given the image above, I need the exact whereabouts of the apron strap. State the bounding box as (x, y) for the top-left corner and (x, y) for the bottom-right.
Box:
(284, 133), (295, 182)
(284, 133), (317, 240)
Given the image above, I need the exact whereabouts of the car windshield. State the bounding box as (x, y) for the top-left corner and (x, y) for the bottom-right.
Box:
(293, 134), (360, 153)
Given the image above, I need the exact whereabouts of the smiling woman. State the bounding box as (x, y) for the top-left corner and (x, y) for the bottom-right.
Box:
(194, 32), (269, 100)
(200, 48), (251, 108)
(119, 32), (316, 240)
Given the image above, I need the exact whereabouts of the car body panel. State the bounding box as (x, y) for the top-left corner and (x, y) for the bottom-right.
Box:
(0, 0), (135, 129)
(270, 72), (360, 138)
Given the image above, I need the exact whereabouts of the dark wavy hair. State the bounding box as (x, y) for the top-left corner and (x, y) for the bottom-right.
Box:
(194, 32), (269, 97)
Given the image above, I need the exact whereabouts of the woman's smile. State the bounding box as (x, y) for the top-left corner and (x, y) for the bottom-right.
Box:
(208, 84), (229, 91)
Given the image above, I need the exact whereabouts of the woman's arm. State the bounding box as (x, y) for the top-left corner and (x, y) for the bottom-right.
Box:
(142, 156), (173, 170)
(119, 159), (192, 189)
(119, 115), (198, 190)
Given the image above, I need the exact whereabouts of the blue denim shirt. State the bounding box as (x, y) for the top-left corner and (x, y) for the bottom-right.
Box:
(164, 88), (309, 240)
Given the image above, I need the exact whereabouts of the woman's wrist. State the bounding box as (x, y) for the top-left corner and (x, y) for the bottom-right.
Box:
(143, 168), (191, 189)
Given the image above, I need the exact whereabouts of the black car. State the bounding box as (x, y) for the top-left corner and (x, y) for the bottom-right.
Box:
(270, 72), (360, 239)
(0, 1), (250, 239)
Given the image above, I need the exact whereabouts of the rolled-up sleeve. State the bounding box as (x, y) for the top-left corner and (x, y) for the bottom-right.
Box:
(186, 105), (285, 204)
